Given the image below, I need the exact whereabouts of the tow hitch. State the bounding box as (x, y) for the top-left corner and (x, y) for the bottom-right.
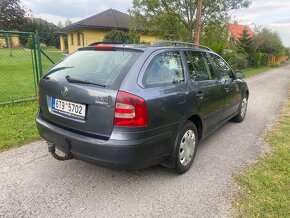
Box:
(47, 142), (74, 161)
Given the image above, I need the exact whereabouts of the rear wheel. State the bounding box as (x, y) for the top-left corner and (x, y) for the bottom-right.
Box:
(175, 121), (198, 174)
(232, 96), (248, 123)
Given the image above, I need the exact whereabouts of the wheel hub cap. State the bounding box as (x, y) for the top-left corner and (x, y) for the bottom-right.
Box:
(240, 97), (247, 118)
(179, 130), (196, 166)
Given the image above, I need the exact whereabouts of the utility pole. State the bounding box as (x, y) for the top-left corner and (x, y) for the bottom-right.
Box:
(194, 0), (202, 45)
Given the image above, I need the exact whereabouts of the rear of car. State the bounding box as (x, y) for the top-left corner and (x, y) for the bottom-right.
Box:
(36, 41), (249, 173)
(36, 45), (173, 169)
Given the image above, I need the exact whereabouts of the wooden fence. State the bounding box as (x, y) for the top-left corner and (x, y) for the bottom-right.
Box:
(268, 55), (289, 65)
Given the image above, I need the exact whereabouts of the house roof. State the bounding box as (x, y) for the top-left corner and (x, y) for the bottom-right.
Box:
(228, 24), (253, 40)
(60, 9), (130, 32)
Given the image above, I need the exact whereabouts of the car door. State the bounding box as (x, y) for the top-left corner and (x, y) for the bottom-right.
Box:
(210, 54), (242, 121)
(140, 50), (191, 129)
(184, 50), (224, 132)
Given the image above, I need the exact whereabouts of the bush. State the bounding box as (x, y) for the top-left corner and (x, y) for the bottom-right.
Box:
(235, 53), (248, 69)
(103, 30), (130, 43)
(222, 49), (248, 70)
(40, 43), (47, 49)
(248, 53), (268, 67)
(222, 48), (272, 70)
(25, 39), (34, 49)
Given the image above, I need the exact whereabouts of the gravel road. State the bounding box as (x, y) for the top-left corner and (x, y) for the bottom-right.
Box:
(1, 65), (290, 218)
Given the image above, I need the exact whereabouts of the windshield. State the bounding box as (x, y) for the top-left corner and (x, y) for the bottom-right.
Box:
(46, 49), (140, 86)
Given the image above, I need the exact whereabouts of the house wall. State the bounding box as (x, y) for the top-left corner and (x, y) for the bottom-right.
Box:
(140, 34), (158, 43)
(83, 29), (110, 46)
(60, 35), (66, 52)
(11, 36), (20, 47)
(66, 29), (110, 53)
(67, 31), (85, 53)
(0, 36), (20, 48)
(65, 29), (158, 53)
(0, 38), (6, 47)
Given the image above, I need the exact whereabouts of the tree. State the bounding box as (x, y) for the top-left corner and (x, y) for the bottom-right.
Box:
(201, 21), (229, 54)
(0, 0), (26, 30)
(252, 28), (284, 55)
(20, 18), (60, 48)
(130, 0), (250, 42)
(64, 18), (72, 27)
(237, 27), (253, 54)
(103, 30), (131, 43)
(57, 21), (63, 28)
(285, 47), (290, 58)
(194, 0), (202, 44)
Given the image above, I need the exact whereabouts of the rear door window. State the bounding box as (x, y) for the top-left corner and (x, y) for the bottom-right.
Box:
(46, 49), (140, 86)
(144, 51), (185, 86)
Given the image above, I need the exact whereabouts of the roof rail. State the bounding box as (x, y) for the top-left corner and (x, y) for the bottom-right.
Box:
(89, 41), (124, 46)
(152, 40), (212, 51)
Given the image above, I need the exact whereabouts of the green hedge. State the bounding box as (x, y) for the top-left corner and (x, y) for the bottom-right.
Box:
(223, 50), (270, 70)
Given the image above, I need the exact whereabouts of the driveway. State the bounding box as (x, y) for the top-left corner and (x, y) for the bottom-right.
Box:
(1, 65), (290, 218)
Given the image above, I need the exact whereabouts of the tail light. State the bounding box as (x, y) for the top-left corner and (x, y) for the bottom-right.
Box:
(93, 45), (115, 50)
(114, 91), (148, 127)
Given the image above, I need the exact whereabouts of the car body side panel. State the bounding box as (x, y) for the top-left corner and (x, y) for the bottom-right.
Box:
(206, 52), (246, 121)
(187, 80), (225, 132)
(221, 79), (242, 120)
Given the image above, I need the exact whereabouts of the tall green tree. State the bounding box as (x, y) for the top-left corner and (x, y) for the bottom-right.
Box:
(201, 21), (229, 54)
(20, 18), (60, 48)
(0, 0), (26, 30)
(237, 27), (253, 54)
(130, 0), (250, 42)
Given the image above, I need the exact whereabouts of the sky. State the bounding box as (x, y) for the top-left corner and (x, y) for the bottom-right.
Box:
(22, 0), (290, 47)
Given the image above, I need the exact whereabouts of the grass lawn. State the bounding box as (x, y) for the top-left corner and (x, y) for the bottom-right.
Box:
(234, 88), (290, 217)
(0, 47), (65, 103)
(243, 64), (282, 77)
(0, 101), (40, 151)
(243, 66), (273, 77)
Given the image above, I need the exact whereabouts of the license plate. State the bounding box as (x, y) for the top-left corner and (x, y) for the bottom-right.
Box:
(52, 97), (86, 118)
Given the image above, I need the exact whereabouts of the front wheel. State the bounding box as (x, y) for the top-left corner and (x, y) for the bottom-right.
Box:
(232, 96), (248, 123)
(175, 121), (198, 174)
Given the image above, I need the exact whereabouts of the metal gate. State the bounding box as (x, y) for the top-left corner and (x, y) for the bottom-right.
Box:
(0, 30), (42, 104)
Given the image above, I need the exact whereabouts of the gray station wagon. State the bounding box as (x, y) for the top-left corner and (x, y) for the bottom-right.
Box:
(36, 41), (249, 174)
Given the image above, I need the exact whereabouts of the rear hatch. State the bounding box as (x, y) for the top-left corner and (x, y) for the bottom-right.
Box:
(39, 46), (142, 139)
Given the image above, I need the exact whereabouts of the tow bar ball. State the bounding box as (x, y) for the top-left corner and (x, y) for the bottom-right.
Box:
(47, 142), (74, 161)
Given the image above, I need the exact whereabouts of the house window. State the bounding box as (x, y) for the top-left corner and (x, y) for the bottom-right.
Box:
(71, 33), (74, 45)
(77, 32), (81, 46)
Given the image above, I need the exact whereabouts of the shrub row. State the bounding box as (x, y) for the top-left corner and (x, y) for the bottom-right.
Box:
(223, 50), (270, 70)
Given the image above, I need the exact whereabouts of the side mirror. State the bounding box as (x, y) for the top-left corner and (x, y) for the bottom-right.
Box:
(235, 71), (245, 79)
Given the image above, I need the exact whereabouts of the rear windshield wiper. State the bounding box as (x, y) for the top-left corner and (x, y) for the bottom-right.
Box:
(65, 75), (106, 87)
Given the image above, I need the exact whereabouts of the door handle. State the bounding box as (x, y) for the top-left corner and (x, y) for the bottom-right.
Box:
(196, 91), (204, 99)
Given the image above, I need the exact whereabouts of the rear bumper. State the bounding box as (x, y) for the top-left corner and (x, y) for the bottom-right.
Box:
(36, 115), (176, 169)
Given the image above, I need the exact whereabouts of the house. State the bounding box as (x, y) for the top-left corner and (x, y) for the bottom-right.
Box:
(228, 23), (254, 42)
(58, 9), (158, 53)
(0, 34), (20, 48)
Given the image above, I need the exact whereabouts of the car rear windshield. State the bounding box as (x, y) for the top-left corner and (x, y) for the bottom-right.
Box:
(45, 49), (141, 86)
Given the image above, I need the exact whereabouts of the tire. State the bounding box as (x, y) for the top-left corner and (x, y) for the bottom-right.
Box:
(175, 121), (198, 174)
(232, 95), (248, 123)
